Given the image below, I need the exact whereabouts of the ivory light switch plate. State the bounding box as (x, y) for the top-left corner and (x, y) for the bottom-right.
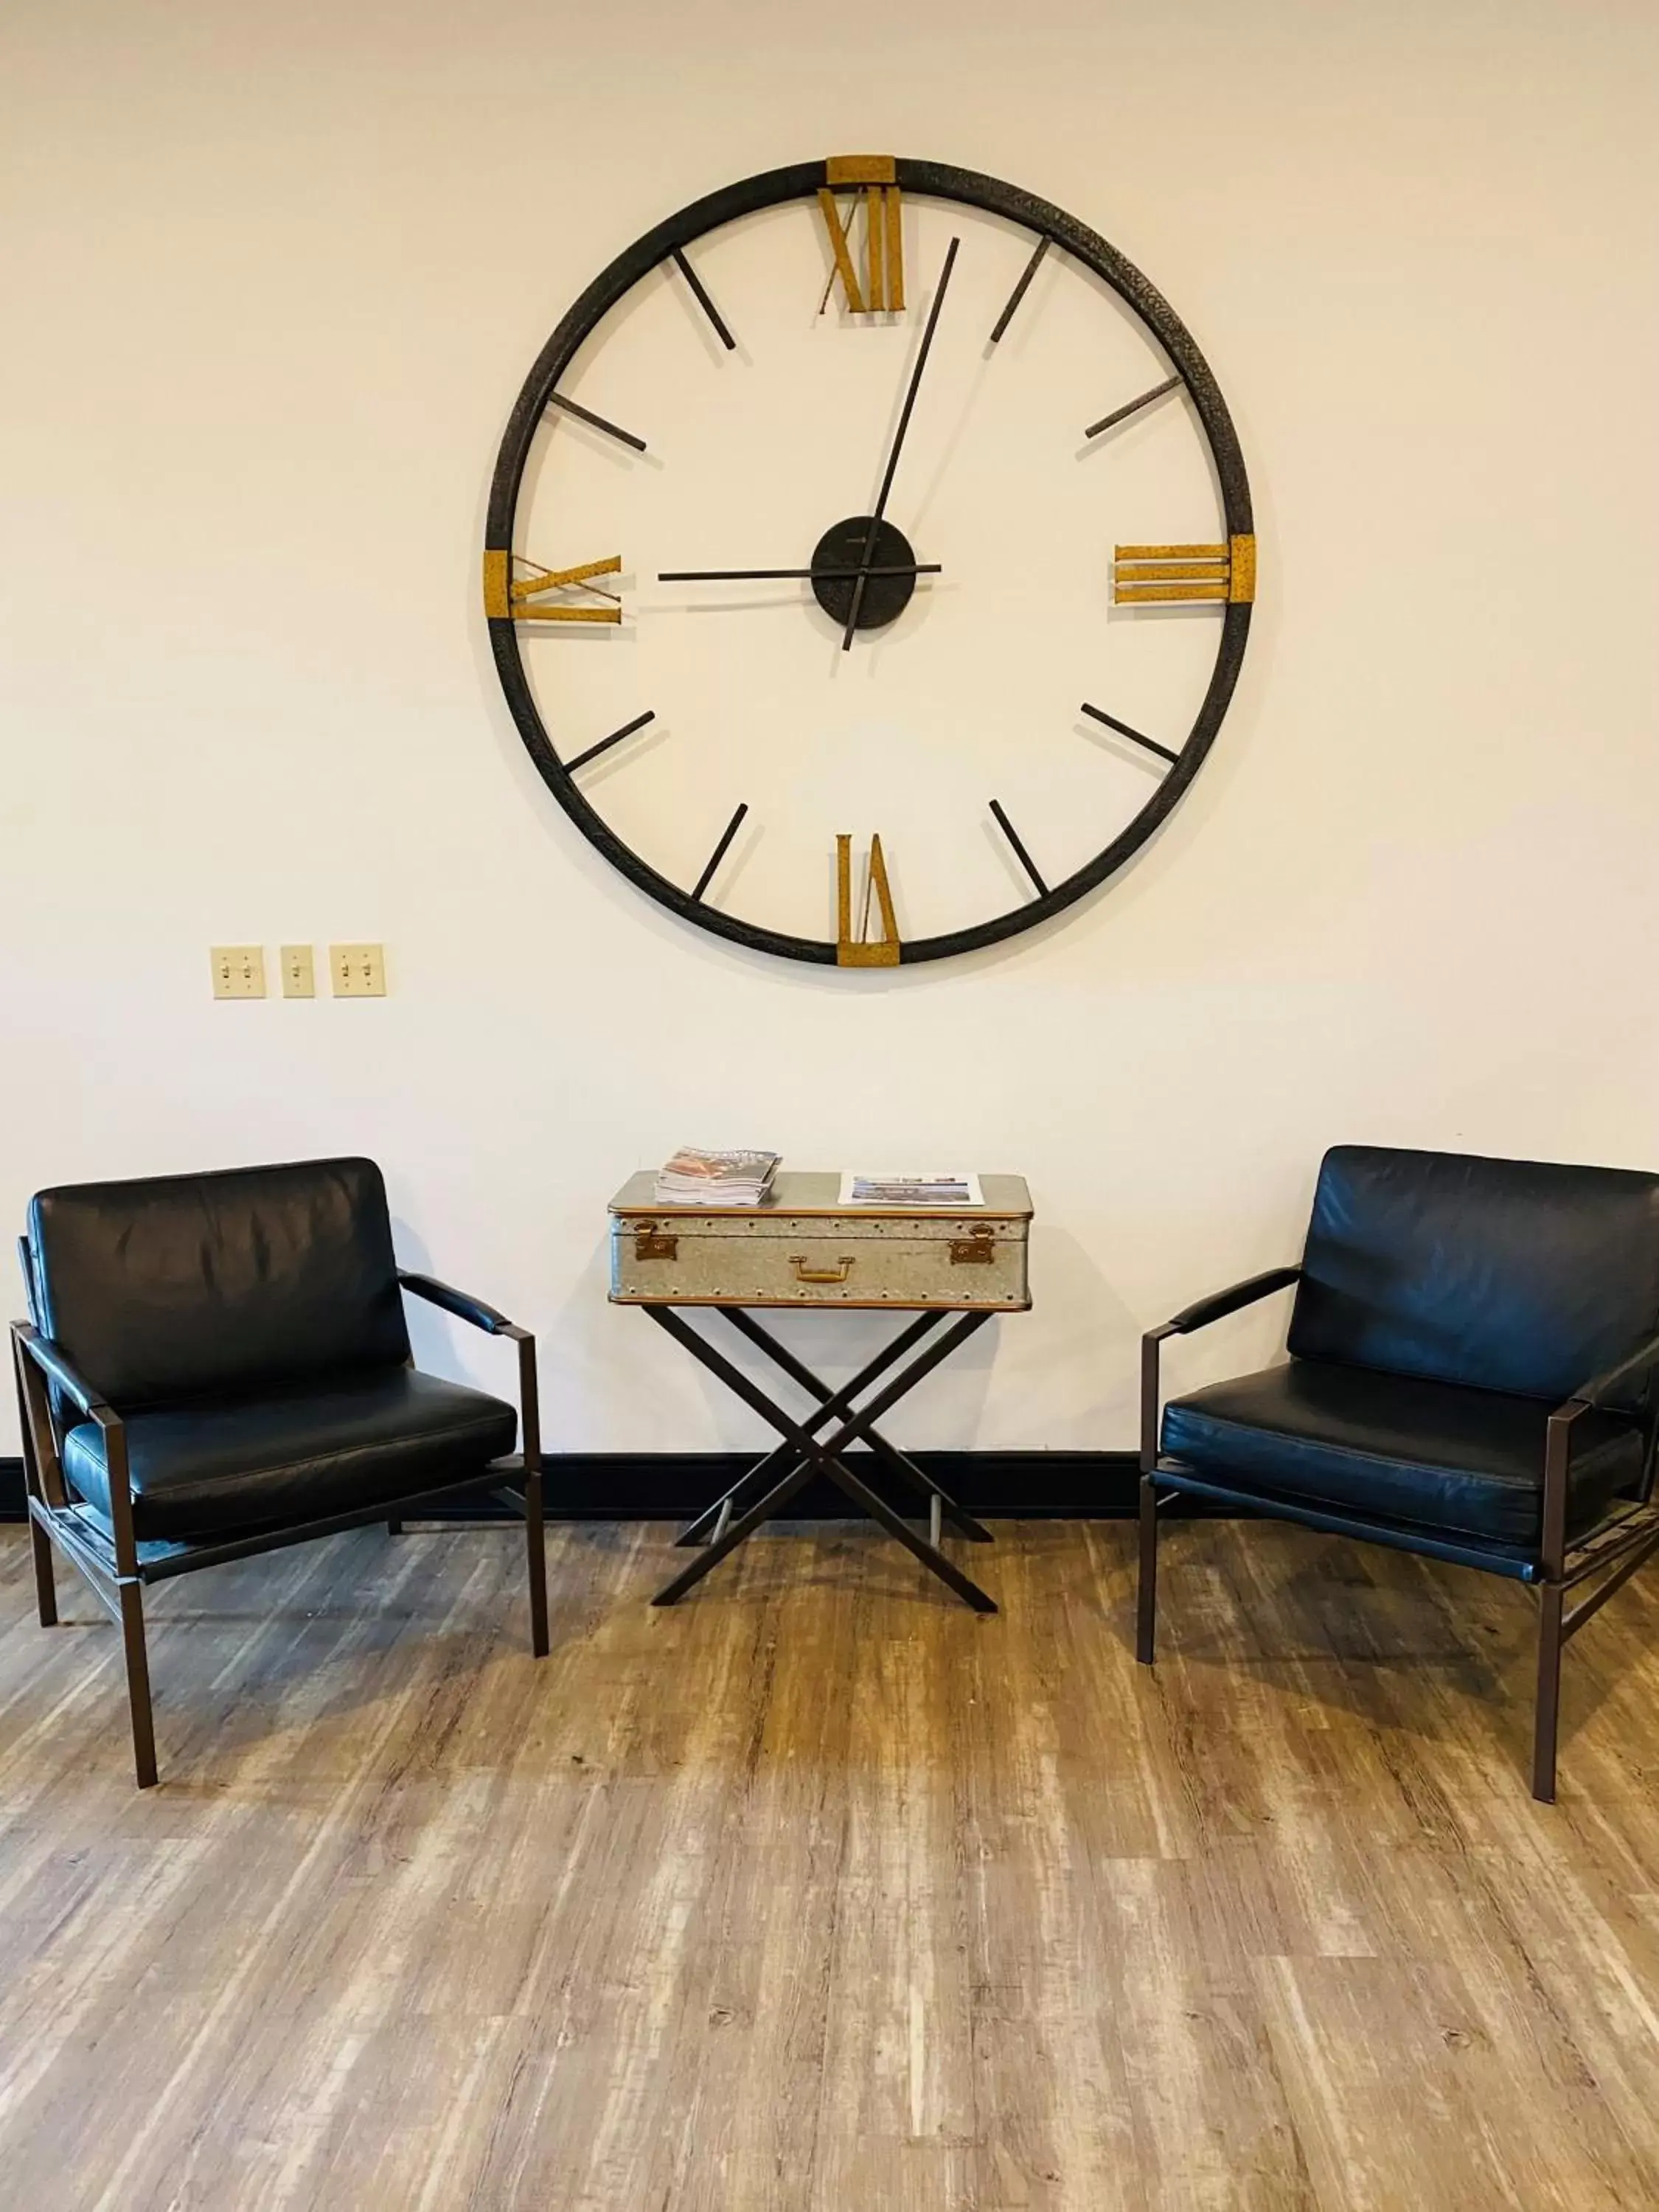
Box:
(210, 945), (266, 999)
(330, 942), (386, 997)
(280, 944), (315, 998)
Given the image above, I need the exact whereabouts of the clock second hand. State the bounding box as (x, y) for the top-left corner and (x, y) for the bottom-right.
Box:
(841, 234), (961, 652)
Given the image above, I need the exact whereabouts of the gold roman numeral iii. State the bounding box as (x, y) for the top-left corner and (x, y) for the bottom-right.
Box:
(836, 834), (900, 966)
(482, 550), (624, 624)
(1113, 535), (1256, 605)
(818, 156), (904, 315)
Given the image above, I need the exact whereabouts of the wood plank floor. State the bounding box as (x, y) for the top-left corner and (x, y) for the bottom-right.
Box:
(2, 1517), (1658, 2211)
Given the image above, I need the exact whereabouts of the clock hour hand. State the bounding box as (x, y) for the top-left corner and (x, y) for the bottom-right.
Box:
(841, 235), (960, 650)
(658, 563), (942, 583)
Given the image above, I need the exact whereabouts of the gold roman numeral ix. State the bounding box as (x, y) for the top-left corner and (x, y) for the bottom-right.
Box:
(818, 156), (904, 315)
(1113, 534), (1256, 605)
(836, 833), (900, 966)
(482, 550), (623, 624)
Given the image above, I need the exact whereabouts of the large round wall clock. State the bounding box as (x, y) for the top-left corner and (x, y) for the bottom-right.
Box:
(483, 157), (1254, 966)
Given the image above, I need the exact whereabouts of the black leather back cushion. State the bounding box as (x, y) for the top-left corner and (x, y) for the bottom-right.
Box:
(28, 1158), (410, 1407)
(1287, 1146), (1659, 1412)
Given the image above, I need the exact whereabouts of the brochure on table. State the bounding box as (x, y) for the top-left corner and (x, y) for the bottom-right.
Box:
(838, 1172), (985, 1208)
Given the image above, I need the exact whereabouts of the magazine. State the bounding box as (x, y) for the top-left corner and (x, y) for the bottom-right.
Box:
(655, 1147), (781, 1206)
(838, 1171), (984, 1207)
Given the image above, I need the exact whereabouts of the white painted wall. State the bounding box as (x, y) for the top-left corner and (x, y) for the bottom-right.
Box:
(4, 0), (1657, 1458)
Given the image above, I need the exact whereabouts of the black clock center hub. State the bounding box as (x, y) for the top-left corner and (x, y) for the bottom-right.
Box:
(810, 515), (918, 632)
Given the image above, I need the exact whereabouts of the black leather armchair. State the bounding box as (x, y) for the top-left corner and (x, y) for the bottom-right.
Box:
(11, 1157), (548, 1787)
(1139, 1146), (1659, 1801)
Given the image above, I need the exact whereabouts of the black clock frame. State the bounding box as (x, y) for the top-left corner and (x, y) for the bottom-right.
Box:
(484, 159), (1253, 966)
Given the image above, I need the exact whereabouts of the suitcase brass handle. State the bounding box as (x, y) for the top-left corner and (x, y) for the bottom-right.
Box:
(790, 1254), (855, 1284)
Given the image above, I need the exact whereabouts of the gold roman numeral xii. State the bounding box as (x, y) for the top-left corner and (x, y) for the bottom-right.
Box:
(482, 551), (623, 624)
(818, 156), (904, 315)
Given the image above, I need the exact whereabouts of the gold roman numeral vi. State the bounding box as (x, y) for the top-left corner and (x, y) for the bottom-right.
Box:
(482, 550), (624, 624)
(1113, 535), (1256, 605)
(818, 156), (904, 315)
(836, 834), (900, 966)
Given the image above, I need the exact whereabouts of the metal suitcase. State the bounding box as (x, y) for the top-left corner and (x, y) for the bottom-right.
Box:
(608, 1172), (1032, 1310)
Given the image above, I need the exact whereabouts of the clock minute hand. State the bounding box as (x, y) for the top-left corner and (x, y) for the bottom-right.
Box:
(658, 563), (942, 583)
(841, 234), (961, 652)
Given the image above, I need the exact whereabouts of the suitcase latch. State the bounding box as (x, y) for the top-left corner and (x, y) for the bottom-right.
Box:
(950, 1225), (996, 1265)
(634, 1227), (678, 1261)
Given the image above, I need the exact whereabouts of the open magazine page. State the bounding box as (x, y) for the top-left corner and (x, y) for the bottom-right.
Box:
(838, 1172), (985, 1207)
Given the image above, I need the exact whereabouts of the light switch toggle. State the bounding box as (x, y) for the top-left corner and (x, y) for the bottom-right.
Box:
(330, 943), (386, 997)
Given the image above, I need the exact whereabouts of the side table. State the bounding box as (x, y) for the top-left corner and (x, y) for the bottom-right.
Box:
(608, 1172), (1033, 1611)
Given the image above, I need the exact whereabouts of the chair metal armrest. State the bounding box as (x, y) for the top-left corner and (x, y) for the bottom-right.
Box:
(86, 1402), (142, 1574)
(397, 1275), (540, 1472)
(1562, 1328), (1659, 1415)
(1538, 1327), (1659, 1578)
(11, 1324), (139, 1572)
(14, 1322), (109, 1418)
(1141, 1266), (1301, 1478)
(1161, 1265), (1302, 1338)
(398, 1270), (519, 1338)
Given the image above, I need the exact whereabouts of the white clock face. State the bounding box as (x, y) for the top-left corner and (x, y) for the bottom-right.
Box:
(487, 162), (1253, 965)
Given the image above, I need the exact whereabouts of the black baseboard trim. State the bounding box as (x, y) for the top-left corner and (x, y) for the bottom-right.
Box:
(0, 1450), (1141, 1526)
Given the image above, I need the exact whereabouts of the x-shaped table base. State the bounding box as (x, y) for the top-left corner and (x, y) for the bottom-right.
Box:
(644, 1304), (998, 1612)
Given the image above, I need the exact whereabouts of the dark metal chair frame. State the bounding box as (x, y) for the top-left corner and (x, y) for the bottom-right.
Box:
(1137, 1266), (1659, 1802)
(10, 1266), (548, 1790)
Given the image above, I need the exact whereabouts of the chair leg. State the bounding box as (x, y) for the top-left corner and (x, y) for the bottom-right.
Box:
(524, 1468), (549, 1659)
(29, 1518), (58, 1627)
(1136, 1477), (1159, 1665)
(1532, 1582), (1564, 1804)
(119, 1582), (159, 1789)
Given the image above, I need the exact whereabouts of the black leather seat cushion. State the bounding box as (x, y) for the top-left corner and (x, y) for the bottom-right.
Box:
(62, 1368), (517, 1540)
(1161, 1360), (1644, 1548)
